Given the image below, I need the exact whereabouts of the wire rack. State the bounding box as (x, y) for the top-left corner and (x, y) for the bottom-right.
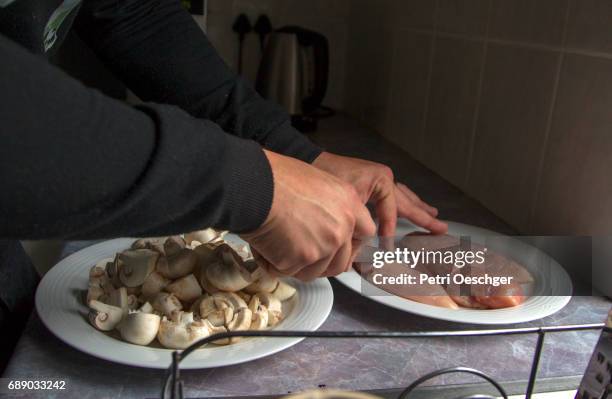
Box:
(160, 323), (610, 399)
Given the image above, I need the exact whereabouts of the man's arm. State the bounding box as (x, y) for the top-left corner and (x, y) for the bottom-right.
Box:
(0, 34), (273, 240)
(73, 0), (322, 163)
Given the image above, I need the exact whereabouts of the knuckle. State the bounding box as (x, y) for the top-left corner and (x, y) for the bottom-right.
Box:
(298, 248), (318, 265)
(380, 165), (394, 180)
(330, 229), (345, 247)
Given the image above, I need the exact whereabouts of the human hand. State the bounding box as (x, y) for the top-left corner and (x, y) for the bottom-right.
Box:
(241, 150), (376, 281)
(312, 152), (448, 236)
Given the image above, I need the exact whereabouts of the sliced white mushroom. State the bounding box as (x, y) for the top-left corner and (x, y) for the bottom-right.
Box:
(189, 295), (206, 315)
(106, 255), (122, 287)
(127, 294), (139, 310)
(256, 293), (282, 327)
(235, 290), (252, 303)
(118, 311), (161, 346)
(272, 280), (297, 301)
(107, 287), (130, 316)
(226, 308), (253, 343)
(91, 258), (113, 276)
(132, 238), (166, 254)
(247, 295), (269, 330)
(166, 274), (202, 303)
(126, 286), (141, 296)
(88, 300), (124, 331)
(141, 271), (170, 300)
(199, 292), (246, 326)
(164, 236), (186, 257)
(139, 302), (154, 314)
(206, 249), (254, 291)
(205, 321), (230, 345)
(244, 270), (279, 294)
(193, 243), (218, 267)
(250, 307), (269, 330)
(89, 258), (112, 286)
(216, 291), (248, 310)
(86, 285), (105, 304)
(188, 240), (203, 249)
(185, 228), (225, 245)
(157, 311), (214, 349)
(151, 292), (183, 317)
(156, 248), (197, 279)
(118, 249), (158, 287)
(226, 241), (253, 261)
(196, 246), (221, 294)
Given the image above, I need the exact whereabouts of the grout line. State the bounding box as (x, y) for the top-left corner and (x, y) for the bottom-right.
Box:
(464, 0), (493, 191)
(383, 27), (401, 146)
(527, 0), (573, 234)
(397, 29), (612, 61)
(417, 0), (440, 161)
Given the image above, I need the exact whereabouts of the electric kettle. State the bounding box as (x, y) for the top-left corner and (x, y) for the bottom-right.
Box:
(256, 26), (329, 132)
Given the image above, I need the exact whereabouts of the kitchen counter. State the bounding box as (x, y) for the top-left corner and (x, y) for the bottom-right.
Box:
(3, 116), (610, 398)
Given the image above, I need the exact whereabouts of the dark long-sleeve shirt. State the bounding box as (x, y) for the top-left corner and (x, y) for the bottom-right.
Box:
(0, 0), (322, 239)
(0, 0), (321, 327)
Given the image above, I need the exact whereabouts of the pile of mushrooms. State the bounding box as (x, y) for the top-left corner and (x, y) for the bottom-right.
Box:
(84, 228), (296, 349)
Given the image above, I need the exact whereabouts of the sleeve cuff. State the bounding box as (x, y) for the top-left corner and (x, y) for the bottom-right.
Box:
(261, 121), (323, 163)
(219, 136), (275, 233)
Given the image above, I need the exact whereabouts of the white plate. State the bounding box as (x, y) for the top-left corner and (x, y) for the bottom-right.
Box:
(36, 237), (334, 369)
(335, 220), (572, 325)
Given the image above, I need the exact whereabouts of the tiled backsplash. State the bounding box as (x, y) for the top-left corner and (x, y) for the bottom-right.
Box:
(344, 0), (612, 235)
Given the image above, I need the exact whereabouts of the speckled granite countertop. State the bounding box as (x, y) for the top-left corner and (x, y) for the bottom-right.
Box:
(3, 116), (610, 398)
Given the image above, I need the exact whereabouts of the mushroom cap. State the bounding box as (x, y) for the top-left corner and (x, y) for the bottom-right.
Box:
(156, 248), (197, 279)
(244, 270), (279, 294)
(206, 259), (253, 292)
(157, 311), (213, 349)
(151, 292), (183, 317)
(272, 280), (297, 301)
(141, 271), (170, 300)
(118, 249), (159, 287)
(139, 302), (154, 314)
(164, 236), (186, 257)
(166, 274), (203, 303)
(132, 238), (166, 254)
(193, 243), (219, 267)
(119, 311), (161, 346)
(198, 261), (220, 295)
(88, 300), (124, 331)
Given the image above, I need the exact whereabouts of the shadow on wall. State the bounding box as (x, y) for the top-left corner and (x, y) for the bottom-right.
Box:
(344, 0), (612, 236)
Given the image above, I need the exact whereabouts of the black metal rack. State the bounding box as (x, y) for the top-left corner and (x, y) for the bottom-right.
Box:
(161, 324), (609, 399)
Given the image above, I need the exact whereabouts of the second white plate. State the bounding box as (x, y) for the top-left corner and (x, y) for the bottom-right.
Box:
(36, 236), (334, 369)
(335, 221), (572, 325)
